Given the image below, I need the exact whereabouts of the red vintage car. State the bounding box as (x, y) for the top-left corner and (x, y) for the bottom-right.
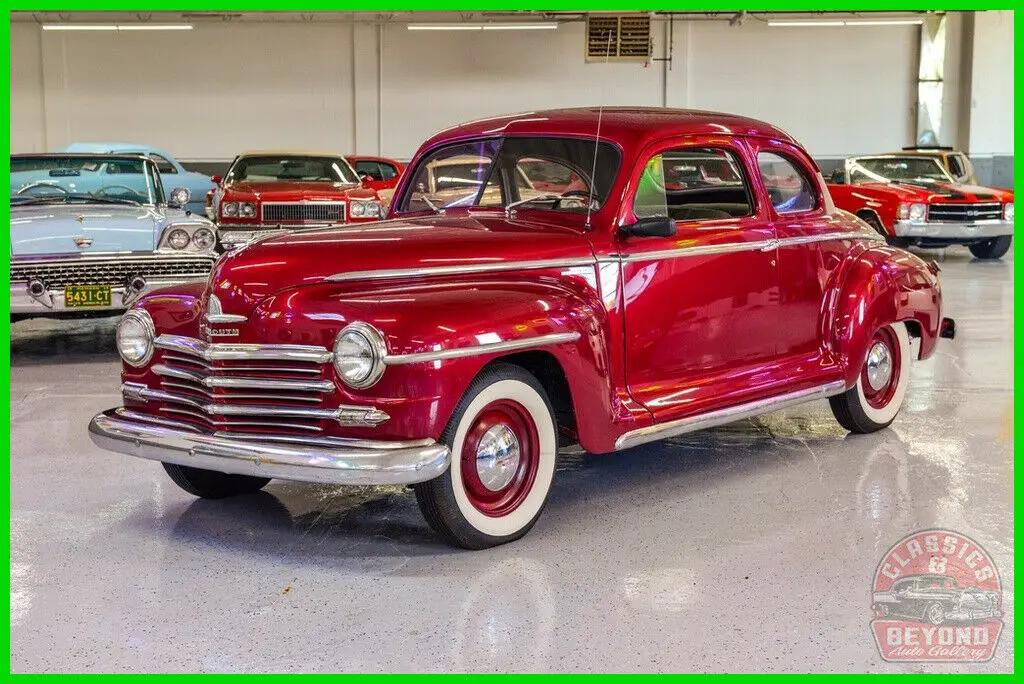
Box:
(828, 155), (1014, 259)
(344, 155), (406, 192)
(89, 108), (953, 549)
(210, 150), (385, 250)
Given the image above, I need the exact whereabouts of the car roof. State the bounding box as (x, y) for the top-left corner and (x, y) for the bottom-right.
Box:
(419, 107), (796, 152)
(12, 152), (151, 161)
(62, 142), (162, 153)
(240, 150), (345, 158)
(345, 155), (402, 164)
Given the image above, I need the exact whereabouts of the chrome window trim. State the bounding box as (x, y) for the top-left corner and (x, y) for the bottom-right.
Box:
(615, 380), (847, 451)
(384, 331), (582, 365)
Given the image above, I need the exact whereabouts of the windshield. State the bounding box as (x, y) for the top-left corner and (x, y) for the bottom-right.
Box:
(848, 156), (955, 185)
(226, 156), (360, 184)
(10, 155), (159, 205)
(397, 136), (622, 216)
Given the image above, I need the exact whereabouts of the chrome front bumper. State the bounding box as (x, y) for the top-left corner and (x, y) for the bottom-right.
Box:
(88, 409), (451, 486)
(894, 219), (1014, 239)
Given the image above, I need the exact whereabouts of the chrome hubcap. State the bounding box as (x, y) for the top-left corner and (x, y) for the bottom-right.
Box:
(475, 424), (521, 491)
(866, 341), (893, 391)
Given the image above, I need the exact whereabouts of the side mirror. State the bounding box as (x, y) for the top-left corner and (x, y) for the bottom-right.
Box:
(168, 187), (190, 208)
(360, 174), (373, 187)
(621, 216), (676, 238)
(211, 175), (223, 186)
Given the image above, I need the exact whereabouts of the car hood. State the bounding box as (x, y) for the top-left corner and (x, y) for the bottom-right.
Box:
(857, 181), (1013, 203)
(10, 203), (160, 256)
(209, 213), (594, 316)
(223, 181), (376, 202)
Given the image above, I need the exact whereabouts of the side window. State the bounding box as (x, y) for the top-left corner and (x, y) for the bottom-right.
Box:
(355, 161), (384, 181)
(399, 140), (500, 212)
(378, 163), (398, 181)
(757, 151), (818, 213)
(150, 154), (178, 175)
(633, 146), (755, 222)
(947, 155), (965, 179)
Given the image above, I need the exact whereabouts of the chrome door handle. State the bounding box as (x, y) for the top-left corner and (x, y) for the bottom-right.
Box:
(760, 239), (780, 252)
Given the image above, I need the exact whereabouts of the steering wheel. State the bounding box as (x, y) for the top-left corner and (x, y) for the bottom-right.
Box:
(95, 185), (148, 201)
(556, 189), (597, 210)
(17, 182), (68, 195)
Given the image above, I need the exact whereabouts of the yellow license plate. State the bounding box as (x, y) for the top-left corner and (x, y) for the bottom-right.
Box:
(64, 284), (112, 308)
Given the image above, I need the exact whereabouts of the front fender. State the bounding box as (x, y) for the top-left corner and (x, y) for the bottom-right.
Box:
(251, 274), (617, 447)
(829, 245), (942, 387)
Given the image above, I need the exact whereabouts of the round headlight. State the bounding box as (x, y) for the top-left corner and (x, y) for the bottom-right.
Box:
(167, 228), (190, 249)
(117, 309), (155, 367)
(191, 227), (216, 250)
(332, 322), (386, 389)
(222, 202), (239, 217)
(368, 201), (382, 218)
(909, 203), (927, 221)
(1005, 202), (1014, 221)
(239, 202), (256, 218)
(351, 202), (366, 217)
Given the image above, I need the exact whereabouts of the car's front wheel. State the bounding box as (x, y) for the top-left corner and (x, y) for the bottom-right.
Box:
(830, 323), (912, 433)
(414, 364), (558, 549)
(925, 602), (947, 626)
(162, 463), (270, 499)
(969, 235), (1012, 260)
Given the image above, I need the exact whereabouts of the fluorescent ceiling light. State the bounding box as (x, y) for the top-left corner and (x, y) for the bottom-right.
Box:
(768, 18), (923, 27)
(42, 24), (193, 31)
(408, 22), (558, 31)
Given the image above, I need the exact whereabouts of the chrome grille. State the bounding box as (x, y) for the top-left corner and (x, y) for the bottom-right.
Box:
(144, 335), (335, 436)
(927, 203), (1003, 223)
(10, 255), (216, 287)
(262, 202), (346, 224)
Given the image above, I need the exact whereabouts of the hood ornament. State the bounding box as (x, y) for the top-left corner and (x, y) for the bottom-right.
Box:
(74, 236), (93, 248)
(204, 293), (248, 325)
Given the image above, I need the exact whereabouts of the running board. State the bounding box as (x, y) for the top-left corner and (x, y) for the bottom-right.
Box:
(615, 380), (847, 451)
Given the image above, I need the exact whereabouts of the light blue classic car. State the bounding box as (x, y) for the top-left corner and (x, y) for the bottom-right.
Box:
(10, 153), (219, 318)
(60, 143), (214, 216)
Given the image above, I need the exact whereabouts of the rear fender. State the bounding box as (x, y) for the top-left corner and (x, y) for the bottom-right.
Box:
(829, 245), (942, 387)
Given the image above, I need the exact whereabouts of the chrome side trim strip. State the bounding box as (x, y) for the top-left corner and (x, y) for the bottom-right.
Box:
(123, 384), (390, 427)
(619, 232), (878, 263)
(615, 380), (846, 451)
(384, 331), (582, 365)
(152, 363), (335, 393)
(325, 257), (597, 283)
(155, 334), (332, 363)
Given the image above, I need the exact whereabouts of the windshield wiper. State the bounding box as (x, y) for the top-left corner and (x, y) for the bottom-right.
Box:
(417, 196), (445, 215)
(10, 195), (69, 205)
(504, 193), (565, 217)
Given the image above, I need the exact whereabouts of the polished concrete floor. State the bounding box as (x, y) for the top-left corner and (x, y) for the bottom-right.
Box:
(10, 246), (1013, 673)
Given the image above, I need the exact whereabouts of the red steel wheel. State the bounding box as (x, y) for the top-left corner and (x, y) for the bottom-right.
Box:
(829, 322), (913, 433)
(459, 400), (540, 518)
(860, 326), (902, 410)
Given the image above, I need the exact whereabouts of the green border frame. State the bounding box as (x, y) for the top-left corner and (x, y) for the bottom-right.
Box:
(3, 6), (1018, 675)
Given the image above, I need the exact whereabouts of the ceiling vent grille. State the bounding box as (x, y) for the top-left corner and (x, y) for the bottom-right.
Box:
(586, 13), (652, 62)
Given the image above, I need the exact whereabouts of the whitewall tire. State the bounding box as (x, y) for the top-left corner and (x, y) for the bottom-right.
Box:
(414, 364), (557, 549)
(830, 322), (912, 433)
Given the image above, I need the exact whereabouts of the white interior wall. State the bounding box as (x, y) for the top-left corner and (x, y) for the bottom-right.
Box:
(8, 14), (1013, 163)
(969, 10), (1014, 155)
(672, 20), (917, 157)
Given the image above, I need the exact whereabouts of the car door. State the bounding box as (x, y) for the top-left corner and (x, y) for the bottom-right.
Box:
(749, 141), (853, 365)
(620, 137), (781, 422)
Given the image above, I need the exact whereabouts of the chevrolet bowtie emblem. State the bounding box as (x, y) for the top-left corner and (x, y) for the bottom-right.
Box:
(74, 237), (93, 248)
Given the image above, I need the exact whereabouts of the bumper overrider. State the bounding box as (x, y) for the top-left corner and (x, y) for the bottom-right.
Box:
(894, 219), (1014, 240)
(89, 409), (451, 486)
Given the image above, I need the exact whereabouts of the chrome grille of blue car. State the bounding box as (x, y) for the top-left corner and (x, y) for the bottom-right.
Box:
(10, 255), (216, 288)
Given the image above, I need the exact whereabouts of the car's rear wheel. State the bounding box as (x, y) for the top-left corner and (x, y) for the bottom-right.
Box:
(414, 364), (558, 549)
(162, 463), (270, 499)
(830, 323), (912, 433)
(968, 235), (1012, 260)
